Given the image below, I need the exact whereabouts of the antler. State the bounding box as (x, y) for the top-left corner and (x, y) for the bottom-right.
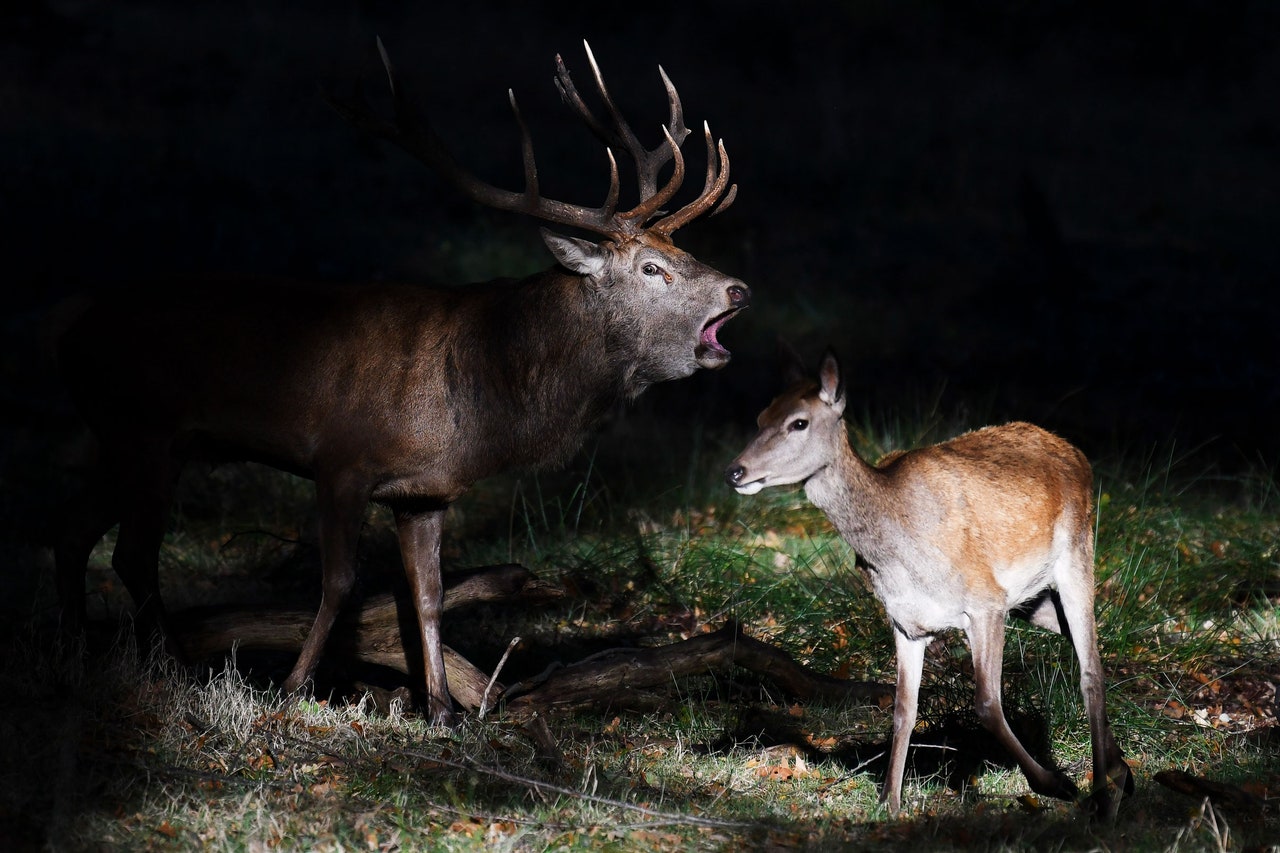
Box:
(326, 38), (624, 238)
(325, 39), (734, 241)
(554, 41), (737, 234)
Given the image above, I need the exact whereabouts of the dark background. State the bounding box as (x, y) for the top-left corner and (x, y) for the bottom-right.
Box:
(4, 0), (1278, 544)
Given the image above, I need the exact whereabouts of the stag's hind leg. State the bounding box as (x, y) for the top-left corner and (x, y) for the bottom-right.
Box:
(101, 437), (186, 660)
(1054, 540), (1133, 817)
(282, 474), (367, 696)
(54, 466), (120, 640)
(966, 609), (1079, 801)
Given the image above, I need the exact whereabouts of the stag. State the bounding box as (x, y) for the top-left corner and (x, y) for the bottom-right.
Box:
(725, 348), (1132, 817)
(55, 40), (748, 725)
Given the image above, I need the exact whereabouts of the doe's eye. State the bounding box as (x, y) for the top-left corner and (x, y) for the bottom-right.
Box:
(642, 262), (662, 277)
(789, 419), (809, 432)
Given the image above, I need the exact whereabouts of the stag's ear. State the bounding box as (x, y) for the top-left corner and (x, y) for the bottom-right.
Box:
(817, 348), (845, 415)
(776, 337), (807, 388)
(541, 229), (608, 278)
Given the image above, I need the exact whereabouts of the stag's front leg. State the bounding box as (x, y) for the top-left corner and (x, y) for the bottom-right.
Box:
(396, 507), (456, 726)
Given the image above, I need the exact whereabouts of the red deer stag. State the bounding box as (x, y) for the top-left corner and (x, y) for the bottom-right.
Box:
(55, 40), (748, 726)
(725, 348), (1132, 817)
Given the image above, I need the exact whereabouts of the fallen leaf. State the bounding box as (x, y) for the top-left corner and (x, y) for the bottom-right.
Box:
(757, 764), (795, 781)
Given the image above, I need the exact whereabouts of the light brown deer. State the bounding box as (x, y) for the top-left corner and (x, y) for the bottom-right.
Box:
(725, 348), (1132, 817)
(54, 40), (748, 726)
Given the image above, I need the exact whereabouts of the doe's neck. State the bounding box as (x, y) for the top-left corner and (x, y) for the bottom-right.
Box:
(802, 430), (893, 548)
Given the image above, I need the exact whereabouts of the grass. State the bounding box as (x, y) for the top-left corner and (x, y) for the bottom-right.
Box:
(3, 410), (1278, 851)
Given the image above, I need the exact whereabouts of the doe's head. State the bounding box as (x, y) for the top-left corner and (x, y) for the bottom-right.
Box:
(725, 346), (846, 495)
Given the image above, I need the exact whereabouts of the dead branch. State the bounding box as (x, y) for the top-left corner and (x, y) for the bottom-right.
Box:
(501, 621), (893, 718)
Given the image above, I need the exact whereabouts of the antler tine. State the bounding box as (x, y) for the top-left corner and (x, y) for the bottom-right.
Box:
(506, 89), (539, 202)
(655, 65), (691, 156)
(602, 147), (621, 218)
(652, 122), (733, 236)
(711, 183), (738, 217)
(376, 37), (397, 97)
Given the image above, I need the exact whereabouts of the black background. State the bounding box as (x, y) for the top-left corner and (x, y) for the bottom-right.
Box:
(4, 0), (1278, 529)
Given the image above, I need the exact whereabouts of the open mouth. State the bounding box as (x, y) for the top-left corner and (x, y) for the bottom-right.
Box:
(695, 306), (743, 367)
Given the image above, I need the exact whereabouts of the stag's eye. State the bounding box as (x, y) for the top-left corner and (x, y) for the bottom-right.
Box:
(789, 419), (809, 432)
(641, 261), (673, 284)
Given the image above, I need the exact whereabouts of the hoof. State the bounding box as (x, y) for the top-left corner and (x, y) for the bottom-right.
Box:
(1030, 770), (1079, 802)
(1085, 762), (1134, 821)
(1117, 761), (1137, 797)
(1082, 786), (1122, 821)
(427, 703), (458, 729)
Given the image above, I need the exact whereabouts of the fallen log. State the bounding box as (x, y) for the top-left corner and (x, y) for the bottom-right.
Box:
(1154, 769), (1267, 815)
(501, 621), (894, 718)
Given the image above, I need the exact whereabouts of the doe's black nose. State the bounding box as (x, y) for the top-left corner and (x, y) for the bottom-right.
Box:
(727, 284), (749, 306)
(725, 464), (746, 487)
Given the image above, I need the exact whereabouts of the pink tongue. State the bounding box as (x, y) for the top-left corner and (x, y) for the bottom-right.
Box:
(701, 316), (729, 354)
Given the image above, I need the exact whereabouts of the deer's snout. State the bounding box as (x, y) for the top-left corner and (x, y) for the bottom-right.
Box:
(725, 463), (747, 487)
(727, 283), (749, 307)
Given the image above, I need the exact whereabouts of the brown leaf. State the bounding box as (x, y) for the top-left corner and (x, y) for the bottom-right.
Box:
(449, 818), (481, 837)
(757, 763), (795, 781)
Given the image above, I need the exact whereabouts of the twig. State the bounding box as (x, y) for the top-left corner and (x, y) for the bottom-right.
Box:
(479, 636), (521, 720)
(844, 750), (885, 777)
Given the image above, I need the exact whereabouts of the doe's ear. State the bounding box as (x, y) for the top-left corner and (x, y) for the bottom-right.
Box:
(817, 348), (845, 415)
(542, 229), (608, 277)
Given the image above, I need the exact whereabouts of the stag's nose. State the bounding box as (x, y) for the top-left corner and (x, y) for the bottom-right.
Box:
(725, 464), (747, 487)
(727, 283), (749, 307)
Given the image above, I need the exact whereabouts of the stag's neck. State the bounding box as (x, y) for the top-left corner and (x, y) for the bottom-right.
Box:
(446, 271), (636, 473)
(802, 435), (898, 556)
